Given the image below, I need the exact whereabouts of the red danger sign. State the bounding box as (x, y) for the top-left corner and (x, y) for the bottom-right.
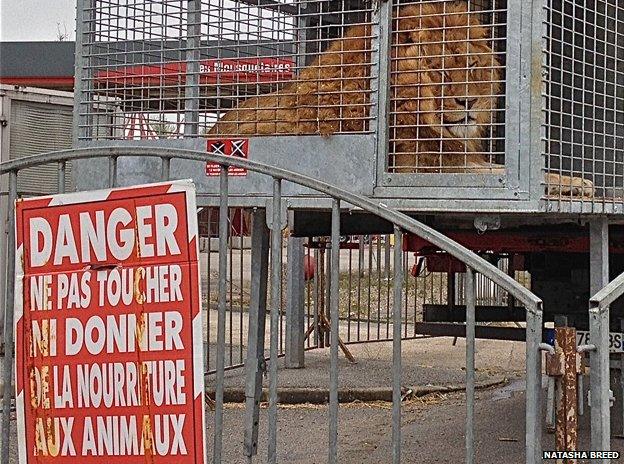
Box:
(14, 181), (205, 463)
(206, 139), (248, 177)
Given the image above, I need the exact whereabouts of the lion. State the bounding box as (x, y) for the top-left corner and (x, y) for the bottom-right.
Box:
(209, 1), (593, 197)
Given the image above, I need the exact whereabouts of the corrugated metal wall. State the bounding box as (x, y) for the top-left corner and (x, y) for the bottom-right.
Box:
(8, 100), (74, 194)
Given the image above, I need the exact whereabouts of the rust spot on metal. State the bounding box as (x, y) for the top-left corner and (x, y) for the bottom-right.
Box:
(553, 327), (579, 463)
(134, 266), (146, 305)
(545, 348), (564, 377)
(29, 365), (50, 409)
(46, 417), (60, 457)
(30, 319), (50, 358)
(139, 360), (151, 407)
(135, 221), (143, 259)
(142, 414), (155, 461)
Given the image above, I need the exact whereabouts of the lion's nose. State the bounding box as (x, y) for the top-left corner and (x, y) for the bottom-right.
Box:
(455, 97), (477, 109)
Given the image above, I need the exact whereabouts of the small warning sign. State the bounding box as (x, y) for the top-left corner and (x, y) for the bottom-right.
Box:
(206, 138), (249, 176)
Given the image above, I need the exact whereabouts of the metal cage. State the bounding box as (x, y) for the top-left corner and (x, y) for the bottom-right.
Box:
(73, 0), (624, 213)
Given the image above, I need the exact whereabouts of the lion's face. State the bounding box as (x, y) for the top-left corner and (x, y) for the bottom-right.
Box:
(394, 2), (502, 144)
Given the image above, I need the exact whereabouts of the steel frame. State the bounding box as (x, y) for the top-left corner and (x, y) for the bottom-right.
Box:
(70, 0), (624, 214)
(1, 146), (546, 463)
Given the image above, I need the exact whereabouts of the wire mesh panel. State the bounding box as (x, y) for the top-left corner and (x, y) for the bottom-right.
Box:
(388, 0), (507, 173)
(543, 0), (624, 208)
(202, 0), (377, 136)
(75, 0), (624, 212)
(81, 0), (377, 139)
(83, 0), (191, 139)
(199, 227), (532, 372)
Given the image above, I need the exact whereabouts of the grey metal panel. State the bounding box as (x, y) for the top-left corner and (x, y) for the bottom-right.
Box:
(79, 135), (377, 197)
(8, 100), (74, 194)
(503, 0), (524, 191)
(195, 195), (541, 211)
(73, 138), (201, 190)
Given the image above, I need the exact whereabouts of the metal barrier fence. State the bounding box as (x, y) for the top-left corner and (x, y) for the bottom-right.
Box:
(588, 271), (624, 454)
(199, 221), (525, 373)
(1, 146), (546, 463)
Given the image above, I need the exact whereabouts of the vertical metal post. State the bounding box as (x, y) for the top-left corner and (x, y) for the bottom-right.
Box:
(554, 328), (579, 455)
(267, 179), (282, 464)
(465, 268), (476, 464)
(590, 302), (611, 459)
(0, 171), (17, 464)
(160, 157), (171, 181)
(590, 218), (609, 296)
(329, 199), (340, 464)
(526, 305), (544, 464)
(372, 0), (392, 176)
(313, 248), (320, 347)
(358, 235), (365, 277)
(324, 241), (331, 347)
(58, 161), (66, 193)
(184, 0), (201, 137)
(72, 0), (94, 144)
(285, 236), (305, 369)
(108, 156), (117, 188)
(384, 236), (391, 279)
(448, 272), (456, 310)
(213, 166), (228, 464)
(589, 218), (610, 459)
(508, 254), (516, 310)
(243, 209), (270, 460)
(392, 227), (403, 464)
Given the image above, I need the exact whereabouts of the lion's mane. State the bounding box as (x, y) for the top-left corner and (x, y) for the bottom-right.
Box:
(209, 1), (502, 173)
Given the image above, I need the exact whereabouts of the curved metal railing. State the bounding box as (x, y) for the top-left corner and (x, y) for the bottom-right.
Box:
(0, 147), (544, 464)
(587, 272), (624, 454)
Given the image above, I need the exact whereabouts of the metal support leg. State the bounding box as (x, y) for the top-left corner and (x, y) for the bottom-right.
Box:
(554, 328), (579, 455)
(324, 241), (332, 347)
(1, 172), (17, 464)
(267, 179), (282, 464)
(590, 218), (609, 296)
(465, 269), (476, 464)
(213, 168), (229, 464)
(526, 307), (544, 464)
(384, 235), (391, 279)
(358, 236), (365, 277)
(328, 199), (340, 464)
(243, 209), (270, 460)
(448, 272), (456, 310)
(313, 248), (320, 347)
(285, 236), (305, 369)
(589, 217), (610, 460)
(392, 227), (403, 464)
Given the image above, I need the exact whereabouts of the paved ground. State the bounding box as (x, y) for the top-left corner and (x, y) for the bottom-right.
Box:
(218, 336), (525, 390)
(205, 380), (624, 464)
(9, 381), (624, 464)
(8, 337), (624, 463)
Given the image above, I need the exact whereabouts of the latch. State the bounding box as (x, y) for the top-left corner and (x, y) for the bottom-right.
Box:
(474, 215), (501, 233)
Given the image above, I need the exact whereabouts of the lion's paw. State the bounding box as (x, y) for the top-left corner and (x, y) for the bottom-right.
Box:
(545, 173), (594, 198)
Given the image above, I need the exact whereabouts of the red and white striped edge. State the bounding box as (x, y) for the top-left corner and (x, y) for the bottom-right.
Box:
(13, 179), (206, 463)
(167, 180), (207, 459)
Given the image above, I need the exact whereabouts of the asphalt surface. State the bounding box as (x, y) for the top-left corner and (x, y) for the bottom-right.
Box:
(220, 337), (521, 390)
(204, 380), (624, 464)
(7, 338), (624, 463)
